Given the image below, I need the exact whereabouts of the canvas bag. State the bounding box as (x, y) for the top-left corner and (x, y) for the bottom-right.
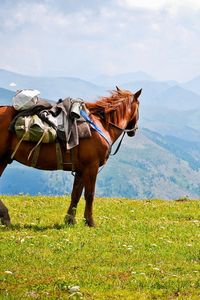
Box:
(13, 89), (40, 111)
(14, 114), (57, 143)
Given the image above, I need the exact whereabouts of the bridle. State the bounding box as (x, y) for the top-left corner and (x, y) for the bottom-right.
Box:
(108, 122), (138, 156)
(108, 120), (138, 134)
(108, 105), (139, 156)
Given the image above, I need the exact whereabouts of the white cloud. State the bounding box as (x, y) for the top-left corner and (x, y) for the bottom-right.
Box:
(9, 82), (17, 87)
(117, 0), (200, 12)
(0, 0), (199, 81)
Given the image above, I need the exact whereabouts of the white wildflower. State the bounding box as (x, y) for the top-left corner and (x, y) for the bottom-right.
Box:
(166, 240), (173, 244)
(152, 267), (160, 271)
(68, 286), (80, 293)
(5, 270), (13, 274)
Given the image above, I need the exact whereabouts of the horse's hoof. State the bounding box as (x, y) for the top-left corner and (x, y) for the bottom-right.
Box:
(0, 200), (11, 226)
(1, 218), (11, 226)
(84, 219), (96, 227)
(64, 214), (77, 226)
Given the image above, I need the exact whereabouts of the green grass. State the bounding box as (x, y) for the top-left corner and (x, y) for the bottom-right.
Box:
(0, 196), (200, 299)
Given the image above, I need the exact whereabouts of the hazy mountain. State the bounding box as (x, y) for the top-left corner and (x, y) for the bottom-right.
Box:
(123, 82), (200, 110)
(96, 129), (200, 199)
(183, 75), (200, 95)
(92, 71), (154, 87)
(0, 69), (104, 101)
(154, 85), (200, 110)
(124, 80), (171, 104)
(0, 87), (15, 105)
(141, 105), (200, 141)
(1, 68), (200, 111)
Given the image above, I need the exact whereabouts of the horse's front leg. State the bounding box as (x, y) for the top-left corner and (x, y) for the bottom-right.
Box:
(65, 173), (84, 225)
(83, 164), (98, 227)
(0, 199), (11, 226)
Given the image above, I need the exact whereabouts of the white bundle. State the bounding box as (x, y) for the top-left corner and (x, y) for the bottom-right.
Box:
(12, 89), (40, 111)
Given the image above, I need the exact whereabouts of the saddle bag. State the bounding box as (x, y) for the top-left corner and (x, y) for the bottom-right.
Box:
(14, 114), (57, 143)
(12, 89), (40, 111)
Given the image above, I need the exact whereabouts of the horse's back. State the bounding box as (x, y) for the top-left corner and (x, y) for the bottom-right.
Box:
(0, 105), (16, 121)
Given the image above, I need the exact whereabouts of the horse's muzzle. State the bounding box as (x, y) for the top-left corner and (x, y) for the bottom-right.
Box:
(127, 131), (136, 137)
(127, 124), (138, 137)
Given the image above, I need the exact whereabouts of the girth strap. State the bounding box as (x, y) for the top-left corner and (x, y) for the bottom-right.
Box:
(56, 143), (63, 170)
(31, 144), (41, 167)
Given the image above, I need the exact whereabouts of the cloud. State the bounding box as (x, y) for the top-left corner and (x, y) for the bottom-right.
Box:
(0, 0), (199, 81)
(117, 0), (200, 12)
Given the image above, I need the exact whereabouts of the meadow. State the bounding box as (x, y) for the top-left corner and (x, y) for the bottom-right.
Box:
(0, 196), (199, 299)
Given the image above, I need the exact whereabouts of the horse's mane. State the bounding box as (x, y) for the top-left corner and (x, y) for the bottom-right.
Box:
(86, 89), (133, 124)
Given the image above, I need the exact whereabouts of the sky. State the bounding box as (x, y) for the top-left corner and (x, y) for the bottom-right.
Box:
(0, 0), (200, 82)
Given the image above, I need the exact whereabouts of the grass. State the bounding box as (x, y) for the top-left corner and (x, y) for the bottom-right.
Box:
(0, 195), (200, 299)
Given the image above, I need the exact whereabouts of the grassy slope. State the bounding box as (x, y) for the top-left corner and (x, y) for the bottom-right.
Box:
(0, 196), (199, 299)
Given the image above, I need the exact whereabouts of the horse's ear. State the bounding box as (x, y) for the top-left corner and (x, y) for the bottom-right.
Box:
(134, 89), (142, 99)
(116, 86), (121, 91)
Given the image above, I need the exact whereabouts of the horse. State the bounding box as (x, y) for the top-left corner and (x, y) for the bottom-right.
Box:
(0, 86), (141, 227)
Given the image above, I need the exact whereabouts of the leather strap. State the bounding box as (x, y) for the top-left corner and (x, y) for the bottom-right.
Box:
(56, 143), (63, 170)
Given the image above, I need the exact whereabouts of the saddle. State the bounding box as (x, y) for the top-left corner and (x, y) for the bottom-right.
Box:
(9, 91), (92, 169)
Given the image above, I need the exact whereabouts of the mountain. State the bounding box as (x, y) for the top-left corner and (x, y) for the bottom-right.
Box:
(92, 71), (154, 87)
(183, 75), (200, 95)
(141, 105), (200, 141)
(96, 129), (200, 199)
(0, 87), (15, 105)
(123, 82), (200, 110)
(0, 69), (104, 101)
(154, 85), (200, 110)
(124, 80), (170, 104)
(1, 68), (200, 111)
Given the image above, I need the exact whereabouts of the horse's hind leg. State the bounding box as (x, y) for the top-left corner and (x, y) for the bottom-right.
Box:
(0, 162), (11, 226)
(65, 173), (84, 225)
(0, 199), (11, 226)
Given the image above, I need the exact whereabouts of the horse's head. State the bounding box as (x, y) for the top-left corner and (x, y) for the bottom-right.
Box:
(116, 86), (141, 137)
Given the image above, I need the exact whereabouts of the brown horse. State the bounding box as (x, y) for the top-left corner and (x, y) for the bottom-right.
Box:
(0, 87), (141, 227)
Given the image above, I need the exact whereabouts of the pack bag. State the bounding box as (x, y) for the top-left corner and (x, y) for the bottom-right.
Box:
(13, 89), (40, 111)
(14, 114), (57, 143)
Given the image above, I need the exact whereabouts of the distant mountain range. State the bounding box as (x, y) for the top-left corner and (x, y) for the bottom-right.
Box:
(1, 68), (200, 199)
(183, 75), (200, 95)
(0, 69), (104, 101)
(92, 71), (154, 87)
(0, 87), (15, 105)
